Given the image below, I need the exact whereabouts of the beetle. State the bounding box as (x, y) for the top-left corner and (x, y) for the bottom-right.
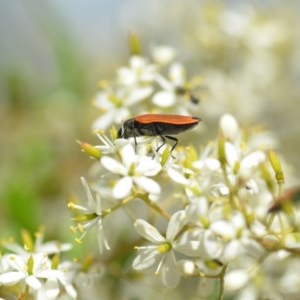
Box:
(118, 114), (201, 153)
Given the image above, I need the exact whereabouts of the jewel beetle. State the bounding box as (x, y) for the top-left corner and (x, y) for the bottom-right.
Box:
(118, 114), (201, 153)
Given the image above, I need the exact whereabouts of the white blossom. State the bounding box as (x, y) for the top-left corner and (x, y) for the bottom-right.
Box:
(0, 254), (77, 299)
(101, 144), (162, 199)
(68, 177), (110, 253)
(133, 211), (188, 288)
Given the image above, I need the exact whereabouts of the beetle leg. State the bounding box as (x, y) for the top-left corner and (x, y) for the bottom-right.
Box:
(152, 125), (178, 157)
(165, 135), (178, 154)
(156, 135), (166, 152)
(133, 131), (137, 151)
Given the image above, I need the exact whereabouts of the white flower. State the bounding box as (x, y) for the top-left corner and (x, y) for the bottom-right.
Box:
(68, 177), (110, 253)
(92, 89), (130, 130)
(117, 56), (157, 86)
(2, 229), (72, 259)
(0, 254), (12, 274)
(224, 141), (266, 182)
(133, 211), (187, 288)
(165, 164), (190, 185)
(101, 144), (162, 199)
(192, 142), (227, 197)
(152, 46), (176, 65)
(184, 196), (224, 259)
(225, 269), (250, 290)
(210, 212), (259, 261)
(152, 63), (186, 107)
(92, 85), (152, 130)
(193, 157), (221, 172)
(161, 156), (193, 185)
(219, 114), (268, 182)
(55, 261), (79, 299)
(94, 131), (118, 155)
(0, 254), (64, 297)
(0, 232), (78, 299)
(219, 113), (239, 142)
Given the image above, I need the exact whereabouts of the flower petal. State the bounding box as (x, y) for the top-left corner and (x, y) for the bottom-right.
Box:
(166, 211), (186, 241)
(223, 240), (241, 261)
(219, 114), (239, 141)
(225, 270), (249, 290)
(113, 177), (133, 199)
(152, 46), (176, 65)
(169, 63), (185, 85)
(92, 110), (116, 131)
(133, 248), (160, 270)
(133, 177), (161, 195)
(240, 151), (266, 171)
(134, 219), (165, 243)
(26, 275), (42, 290)
(201, 231), (223, 259)
(126, 87), (153, 105)
(0, 271), (26, 285)
(193, 158), (221, 171)
(167, 168), (189, 185)
(101, 156), (127, 175)
(161, 252), (180, 288)
(225, 142), (239, 168)
(44, 278), (60, 299)
(152, 91), (175, 107)
(135, 158), (162, 176)
(211, 220), (235, 238)
(174, 241), (202, 257)
(6, 254), (26, 271)
(120, 144), (136, 168)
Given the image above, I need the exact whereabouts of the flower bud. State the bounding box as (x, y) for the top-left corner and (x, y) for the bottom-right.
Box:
(268, 150), (285, 185)
(77, 140), (101, 159)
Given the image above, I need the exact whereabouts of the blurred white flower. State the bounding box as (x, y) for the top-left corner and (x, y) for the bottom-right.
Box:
(219, 113), (239, 142)
(152, 63), (186, 107)
(2, 229), (72, 259)
(152, 46), (176, 65)
(92, 86), (152, 130)
(225, 269), (250, 291)
(118, 56), (157, 86)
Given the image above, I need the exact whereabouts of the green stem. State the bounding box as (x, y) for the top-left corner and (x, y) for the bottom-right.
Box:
(138, 193), (171, 221)
(217, 264), (228, 300)
(102, 192), (171, 221)
(22, 284), (30, 300)
(102, 193), (138, 217)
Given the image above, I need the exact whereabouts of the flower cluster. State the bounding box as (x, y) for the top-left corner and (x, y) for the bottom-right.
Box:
(70, 44), (300, 299)
(0, 229), (78, 300)
(92, 45), (203, 131)
(2, 3), (299, 299)
(142, 3), (299, 127)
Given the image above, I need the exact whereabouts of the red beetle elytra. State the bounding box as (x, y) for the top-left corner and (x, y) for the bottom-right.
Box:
(118, 114), (202, 153)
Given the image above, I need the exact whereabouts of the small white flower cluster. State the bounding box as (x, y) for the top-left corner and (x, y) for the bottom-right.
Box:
(0, 230), (78, 300)
(70, 46), (300, 299)
(92, 45), (203, 131)
(164, 4), (298, 126)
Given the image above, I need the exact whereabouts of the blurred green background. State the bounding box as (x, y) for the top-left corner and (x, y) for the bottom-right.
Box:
(1, 0), (300, 243)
